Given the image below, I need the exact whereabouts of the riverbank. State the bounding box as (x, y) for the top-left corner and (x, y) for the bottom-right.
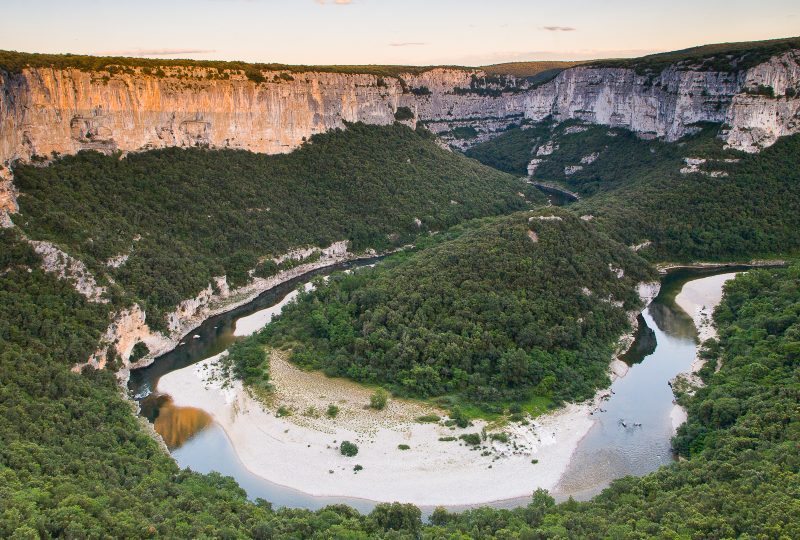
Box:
(158, 349), (597, 506)
(151, 278), (660, 507)
(108, 244), (391, 385)
(669, 272), (739, 431)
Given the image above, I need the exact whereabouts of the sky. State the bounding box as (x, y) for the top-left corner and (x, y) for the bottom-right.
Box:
(1, 0), (797, 66)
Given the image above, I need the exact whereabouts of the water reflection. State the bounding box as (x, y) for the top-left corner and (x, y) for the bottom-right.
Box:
(619, 314), (657, 365)
(150, 395), (213, 450)
(553, 271), (739, 501)
(130, 260), (744, 511)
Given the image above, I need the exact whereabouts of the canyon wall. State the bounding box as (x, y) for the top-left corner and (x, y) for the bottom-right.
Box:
(1, 49), (799, 214)
(523, 50), (800, 152)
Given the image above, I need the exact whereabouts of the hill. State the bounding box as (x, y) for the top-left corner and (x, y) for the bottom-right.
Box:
(12, 123), (539, 328)
(466, 122), (800, 261)
(590, 35), (800, 73)
(257, 210), (656, 411)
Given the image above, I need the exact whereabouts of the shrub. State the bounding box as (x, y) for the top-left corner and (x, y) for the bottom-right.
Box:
(438, 436), (457, 442)
(394, 107), (414, 121)
(489, 433), (510, 443)
(276, 406), (291, 417)
(369, 389), (388, 410)
(326, 404), (340, 418)
(340, 441), (359, 457)
(459, 433), (482, 446)
(397, 444), (410, 450)
(353, 464), (363, 472)
(449, 407), (469, 428)
(129, 342), (149, 363)
(416, 414), (441, 423)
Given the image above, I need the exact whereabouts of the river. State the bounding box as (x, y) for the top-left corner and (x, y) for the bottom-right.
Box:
(128, 264), (742, 512)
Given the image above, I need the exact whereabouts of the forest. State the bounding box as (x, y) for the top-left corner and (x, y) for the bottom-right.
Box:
(2, 69), (799, 535)
(2, 224), (796, 537)
(467, 122), (800, 262)
(13, 123), (538, 329)
(258, 210), (655, 411)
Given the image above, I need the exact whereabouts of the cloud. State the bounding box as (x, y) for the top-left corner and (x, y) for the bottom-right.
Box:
(389, 42), (427, 47)
(315, 0), (353, 4)
(542, 26), (576, 32)
(98, 48), (216, 57)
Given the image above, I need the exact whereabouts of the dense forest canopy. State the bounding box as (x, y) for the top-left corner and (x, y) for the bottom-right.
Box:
(467, 122), (800, 262)
(258, 210), (656, 411)
(3, 226), (797, 537)
(13, 123), (538, 328)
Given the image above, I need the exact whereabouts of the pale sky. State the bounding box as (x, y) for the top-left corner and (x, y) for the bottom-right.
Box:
(1, 0), (797, 66)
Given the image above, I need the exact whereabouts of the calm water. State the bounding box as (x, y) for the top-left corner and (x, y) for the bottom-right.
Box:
(552, 269), (742, 501)
(129, 262), (742, 511)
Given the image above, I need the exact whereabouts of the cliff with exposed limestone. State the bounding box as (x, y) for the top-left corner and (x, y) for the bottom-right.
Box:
(1, 49), (799, 216)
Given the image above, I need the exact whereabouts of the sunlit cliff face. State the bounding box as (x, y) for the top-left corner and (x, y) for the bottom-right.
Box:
(152, 396), (213, 450)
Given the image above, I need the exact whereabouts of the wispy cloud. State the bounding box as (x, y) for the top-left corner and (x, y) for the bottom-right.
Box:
(389, 42), (427, 47)
(542, 26), (576, 32)
(98, 48), (216, 57)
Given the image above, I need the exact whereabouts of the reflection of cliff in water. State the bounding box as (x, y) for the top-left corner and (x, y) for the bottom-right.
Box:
(144, 394), (213, 450)
(648, 301), (696, 340)
(620, 314), (657, 365)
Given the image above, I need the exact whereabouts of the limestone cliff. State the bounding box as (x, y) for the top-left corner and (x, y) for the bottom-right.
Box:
(1, 48), (799, 215)
(523, 50), (800, 152)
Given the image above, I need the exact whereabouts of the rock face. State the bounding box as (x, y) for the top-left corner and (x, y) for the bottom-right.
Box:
(523, 50), (800, 150)
(1, 49), (799, 213)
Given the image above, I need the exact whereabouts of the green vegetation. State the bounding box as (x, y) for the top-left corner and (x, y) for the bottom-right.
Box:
(465, 121), (552, 175)
(459, 433), (482, 446)
(340, 441), (359, 457)
(0, 49), (472, 78)
(369, 389), (389, 410)
(489, 433), (510, 443)
(261, 210), (655, 410)
(326, 404), (340, 418)
(468, 122), (800, 261)
(13, 123), (537, 328)
(227, 336), (269, 386)
(415, 414), (441, 423)
(446, 126), (479, 139)
(482, 60), (584, 79)
(393, 106), (414, 121)
(397, 444), (410, 450)
(3, 38), (800, 535)
(590, 35), (800, 74)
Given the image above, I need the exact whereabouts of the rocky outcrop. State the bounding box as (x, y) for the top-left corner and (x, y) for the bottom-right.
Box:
(29, 239), (108, 302)
(523, 50), (800, 151)
(76, 240), (360, 379)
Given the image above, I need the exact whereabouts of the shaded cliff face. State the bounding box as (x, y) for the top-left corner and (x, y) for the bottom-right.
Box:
(1, 50), (799, 213)
(523, 50), (800, 151)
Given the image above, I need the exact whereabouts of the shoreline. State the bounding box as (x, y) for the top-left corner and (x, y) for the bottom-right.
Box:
(158, 351), (597, 506)
(112, 245), (391, 385)
(153, 280), (661, 507)
(668, 272), (740, 432)
(657, 259), (784, 275)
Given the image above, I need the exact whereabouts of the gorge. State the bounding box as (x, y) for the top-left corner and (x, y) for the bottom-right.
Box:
(1, 33), (799, 539)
